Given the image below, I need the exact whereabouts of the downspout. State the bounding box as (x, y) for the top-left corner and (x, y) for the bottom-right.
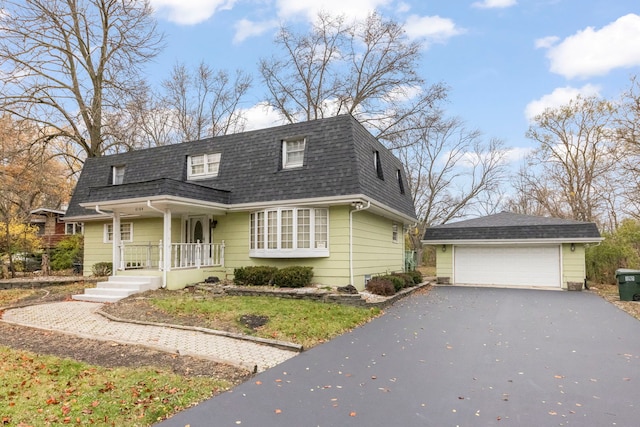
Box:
(349, 200), (371, 287)
(147, 201), (169, 288)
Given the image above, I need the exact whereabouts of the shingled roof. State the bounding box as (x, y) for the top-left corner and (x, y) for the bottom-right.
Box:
(66, 114), (416, 221)
(422, 211), (602, 242)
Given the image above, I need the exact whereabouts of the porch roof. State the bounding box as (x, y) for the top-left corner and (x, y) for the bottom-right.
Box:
(84, 178), (230, 204)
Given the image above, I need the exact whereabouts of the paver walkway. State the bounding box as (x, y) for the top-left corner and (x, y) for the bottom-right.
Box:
(2, 301), (297, 372)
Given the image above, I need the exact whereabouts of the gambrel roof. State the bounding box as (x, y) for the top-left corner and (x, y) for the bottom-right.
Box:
(66, 114), (417, 222)
(423, 211), (602, 243)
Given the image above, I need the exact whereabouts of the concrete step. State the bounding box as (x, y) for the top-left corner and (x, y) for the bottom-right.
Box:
(71, 293), (127, 303)
(72, 275), (161, 303)
(95, 280), (156, 291)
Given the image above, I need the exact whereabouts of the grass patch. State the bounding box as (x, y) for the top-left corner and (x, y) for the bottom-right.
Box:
(0, 346), (230, 426)
(0, 283), (89, 307)
(150, 296), (381, 348)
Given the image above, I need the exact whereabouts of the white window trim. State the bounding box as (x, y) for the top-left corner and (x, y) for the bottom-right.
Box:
(65, 222), (84, 235)
(104, 222), (133, 243)
(188, 153), (221, 180)
(282, 138), (306, 169)
(250, 207), (329, 258)
(392, 223), (399, 243)
(112, 165), (125, 185)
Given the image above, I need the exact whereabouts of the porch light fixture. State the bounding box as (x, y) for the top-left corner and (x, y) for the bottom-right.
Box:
(570, 243), (575, 252)
(441, 245), (446, 252)
(210, 219), (218, 229)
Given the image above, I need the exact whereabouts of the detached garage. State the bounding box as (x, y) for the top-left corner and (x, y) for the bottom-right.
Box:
(422, 212), (602, 289)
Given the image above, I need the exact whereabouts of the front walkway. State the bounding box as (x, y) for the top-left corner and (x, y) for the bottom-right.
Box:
(1, 301), (297, 372)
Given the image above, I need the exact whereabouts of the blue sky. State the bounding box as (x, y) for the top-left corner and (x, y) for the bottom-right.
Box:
(145, 0), (640, 161)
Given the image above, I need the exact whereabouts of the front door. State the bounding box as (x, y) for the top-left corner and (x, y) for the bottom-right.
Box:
(188, 216), (209, 244)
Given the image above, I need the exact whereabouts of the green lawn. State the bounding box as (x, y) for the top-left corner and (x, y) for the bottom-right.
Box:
(0, 347), (230, 426)
(150, 295), (381, 349)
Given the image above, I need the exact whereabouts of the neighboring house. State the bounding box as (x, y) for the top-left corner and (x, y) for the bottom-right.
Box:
(29, 208), (83, 249)
(422, 212), (603, 289)
(64, 115), (417, 290)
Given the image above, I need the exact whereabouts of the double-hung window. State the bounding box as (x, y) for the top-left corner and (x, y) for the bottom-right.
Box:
(112, 165), (125, 185)
(65, 222), (83, 235)
(104, 223), (133, 243)
(250, 207), (328, 257)
(188, 153), (221, 179)
(282, 139), (305, 169)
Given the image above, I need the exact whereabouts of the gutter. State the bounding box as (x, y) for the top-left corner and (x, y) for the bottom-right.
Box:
(349, 200), (371, 287)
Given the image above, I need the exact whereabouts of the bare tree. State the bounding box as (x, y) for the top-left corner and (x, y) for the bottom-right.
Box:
(162, 62), (252, 142)
(396, 113), (508, 254)
(259, 12), (447, 144)
(0, 0), (163, 161)
(522, 95), (618, 224)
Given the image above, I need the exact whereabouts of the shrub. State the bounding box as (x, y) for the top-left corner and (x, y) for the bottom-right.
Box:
(392, 272), (414, 288)
(233, 266), (278, 286)
(92, 262), (112, 276)
(365, 277), (395, 296)
(51, 235), (83, 271)
(273, 266), (314, 288)
(379, 274), (406, 292)
(406, 270), (423, 284)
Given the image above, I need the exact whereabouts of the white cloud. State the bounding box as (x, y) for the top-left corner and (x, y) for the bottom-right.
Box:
(404, 15), (464, 44)
(233, 19), (279, 44)
(502, 146), (532, 163)
(544, 13), (640, 79)
(241, 102), (287, 131)
(534, 35), (559, 49)
(524, 84), (601, 122)
(276, 0), (392, 21)
(150, 0), (237, 25)
(472, 0), (517, 9)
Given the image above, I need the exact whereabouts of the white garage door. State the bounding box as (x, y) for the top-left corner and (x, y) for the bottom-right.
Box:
(454, 245), (561, 287)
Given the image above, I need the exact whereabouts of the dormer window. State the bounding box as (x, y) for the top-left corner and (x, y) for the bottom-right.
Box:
(112, 165), (125, 185)
(373, 150), (384, 180)
(282, 138), (305, 169)
(188, 153), (221, 180)
(397, 169), (405, 194)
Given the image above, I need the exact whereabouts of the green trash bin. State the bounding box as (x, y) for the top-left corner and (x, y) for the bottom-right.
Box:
(615, 269), (640, 301)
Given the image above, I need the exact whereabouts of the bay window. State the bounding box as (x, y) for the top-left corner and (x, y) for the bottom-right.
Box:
(250, 207), (329, 257)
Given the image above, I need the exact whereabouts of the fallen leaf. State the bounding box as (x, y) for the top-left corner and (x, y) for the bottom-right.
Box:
(274, 409), (282, 414)
(349, 412), (357, 417)
(554, 375), (564, 379)
(255, 381), (262, 385)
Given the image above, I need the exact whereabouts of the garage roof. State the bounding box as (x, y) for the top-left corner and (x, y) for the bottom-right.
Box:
(422, 212), (602, 243)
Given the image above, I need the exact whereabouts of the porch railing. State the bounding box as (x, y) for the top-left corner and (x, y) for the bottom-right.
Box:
(169, 241), (225, 269)
(119, 242), (160, 270)
(119, 241), (224, 271)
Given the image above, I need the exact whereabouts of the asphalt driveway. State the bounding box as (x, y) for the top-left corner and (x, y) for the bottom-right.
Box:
(157, 286), (640, 426)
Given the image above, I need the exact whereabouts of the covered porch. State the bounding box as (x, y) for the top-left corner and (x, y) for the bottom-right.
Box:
(80, 180), (230, 288)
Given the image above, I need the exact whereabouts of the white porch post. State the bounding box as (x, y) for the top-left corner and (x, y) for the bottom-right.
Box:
(112, 211), (121, 274)
(162, 208), (172, 288)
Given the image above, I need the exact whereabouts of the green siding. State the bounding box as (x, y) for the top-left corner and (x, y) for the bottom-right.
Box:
(562, 243), (586, 287)
(435, 245), (453, 279)
(82, 222), (111, 276)
(351, 210), (404, 289)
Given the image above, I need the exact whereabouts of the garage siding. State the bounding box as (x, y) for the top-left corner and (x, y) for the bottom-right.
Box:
(454, 245), (561, 287)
